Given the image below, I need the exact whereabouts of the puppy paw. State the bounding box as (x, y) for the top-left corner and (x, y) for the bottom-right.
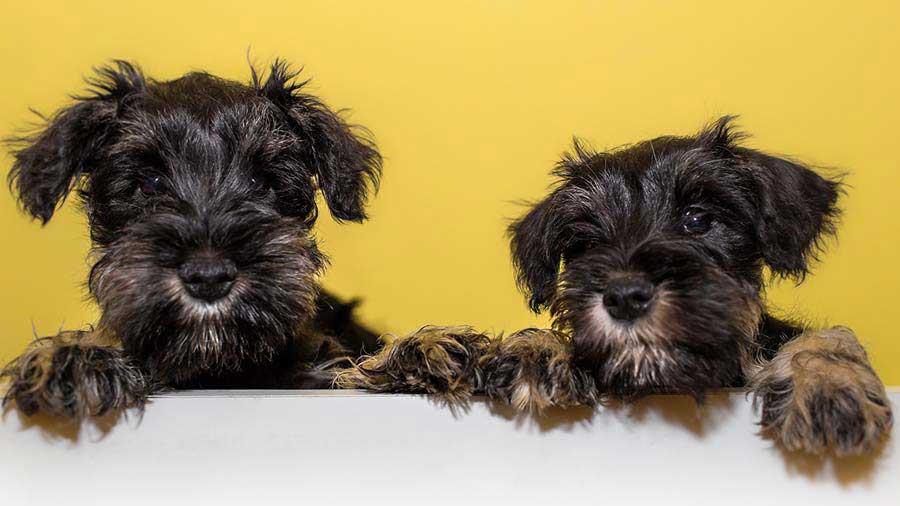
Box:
(481, 329), (598, 413)
(334, 326), (491, 404)
(1, 331), (151, 420)
(751, 327), (893, 455)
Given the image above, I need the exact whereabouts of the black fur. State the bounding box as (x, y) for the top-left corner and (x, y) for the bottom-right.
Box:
(4, 59), (381, 418)
(325, 116), (889, 454)
(509, 116), (840, 398)
(501, 117), (892, 454)
(1, 331), (150, 418)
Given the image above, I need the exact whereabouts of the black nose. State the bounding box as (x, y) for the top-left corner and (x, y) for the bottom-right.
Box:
(177, 256), (237, 302)
(602, 277), (655, 321)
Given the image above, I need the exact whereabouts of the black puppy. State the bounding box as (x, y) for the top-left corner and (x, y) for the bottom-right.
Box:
(341, 117), (892, 455)
(2, 60), (381, 419)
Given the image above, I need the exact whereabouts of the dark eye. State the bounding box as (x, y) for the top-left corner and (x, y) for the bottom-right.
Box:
(250, 173), (273, 196)
(682, 208), (714, 235)
(564, 238), (598, 259)
(139, 175), (163, 196)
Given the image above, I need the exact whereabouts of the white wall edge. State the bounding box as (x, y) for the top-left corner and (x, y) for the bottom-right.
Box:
(2, 390), (897, 505)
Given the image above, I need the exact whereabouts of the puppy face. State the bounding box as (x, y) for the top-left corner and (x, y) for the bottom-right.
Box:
(8, 61), (381, 384)
(509, 117), (840, 398)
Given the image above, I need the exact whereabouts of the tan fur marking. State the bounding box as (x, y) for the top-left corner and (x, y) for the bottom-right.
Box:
(481, 329), (598, 413)
(750, 327), (893, 455)
(334, 326), (491, 404)
(1, 328), (146, 419)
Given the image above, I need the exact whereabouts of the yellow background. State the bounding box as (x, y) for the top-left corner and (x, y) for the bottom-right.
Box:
(1, 1), (898, 383)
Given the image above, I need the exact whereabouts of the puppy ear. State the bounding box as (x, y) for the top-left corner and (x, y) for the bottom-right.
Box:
(7, 61), (145, 224)
(256, 60), (381, 222)
(509, 194), (567, 312)
(696, 116), (842, 279)
(740, 148), (842, 280)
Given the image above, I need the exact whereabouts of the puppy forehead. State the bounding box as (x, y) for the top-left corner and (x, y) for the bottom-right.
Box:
(563, 142), (736, 216)
(144, 73), (262, 116)
(112, 82), (289, 165)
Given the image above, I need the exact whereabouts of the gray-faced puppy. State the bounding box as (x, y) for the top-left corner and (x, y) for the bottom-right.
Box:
(2, 60), (381, 420)
(341, 117), (892, 456)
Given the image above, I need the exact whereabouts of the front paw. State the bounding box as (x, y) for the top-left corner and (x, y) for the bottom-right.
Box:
(481, 329), (598, 413)
(1, 331), (150, 420)
(335, 326), (491, 403)
(751, 329), (893, 455)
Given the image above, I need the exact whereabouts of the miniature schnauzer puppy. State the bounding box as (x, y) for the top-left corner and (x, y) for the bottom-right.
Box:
(2, 60), (382, 420)
(341, 117), (892, 455)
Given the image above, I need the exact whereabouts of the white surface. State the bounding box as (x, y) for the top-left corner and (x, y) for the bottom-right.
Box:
(1, 389), (897, 505)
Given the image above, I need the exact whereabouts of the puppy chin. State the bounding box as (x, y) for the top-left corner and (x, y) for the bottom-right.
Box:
(102, 275), (303, 385)
(572, 293), (679, 397)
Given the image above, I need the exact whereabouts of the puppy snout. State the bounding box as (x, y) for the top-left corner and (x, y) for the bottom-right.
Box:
(602, 277), (655, 321)
(177, 256), (237, 302)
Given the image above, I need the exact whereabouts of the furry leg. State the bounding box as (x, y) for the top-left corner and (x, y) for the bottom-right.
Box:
(1, 329), (151, 419)
(748, 326), (892, 455)
(480, 328), (599, 414)
(334, 326), (492, 404)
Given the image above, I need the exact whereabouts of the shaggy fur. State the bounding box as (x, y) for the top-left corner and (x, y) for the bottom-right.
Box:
(1, 330), (149, 418)
(338, 327), (598, 412)
(750, 326), (892, 456)
(342, 117), (892, 455)
(2, 59), (381, 420)
(336, 326), (492, 404)
(479, 328), (599, 412)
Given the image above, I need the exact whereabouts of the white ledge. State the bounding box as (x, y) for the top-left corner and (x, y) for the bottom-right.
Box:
(1, 390), (898, 505)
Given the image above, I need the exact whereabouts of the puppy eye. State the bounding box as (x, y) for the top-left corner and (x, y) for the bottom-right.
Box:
(564, 239), (598, 259)
(139, 175), (163, 196)
(250, 173), (273, 196)
(682, 208), (714, 235)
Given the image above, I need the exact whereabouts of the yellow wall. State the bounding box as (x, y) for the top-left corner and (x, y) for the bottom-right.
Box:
(1, 1), (898, 383)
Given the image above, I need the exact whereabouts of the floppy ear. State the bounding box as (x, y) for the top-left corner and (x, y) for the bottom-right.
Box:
(508, 194), (568, 312)
(742, 150), (842, 279)
(696, 116), (842, 279)
(257, 60), (381, 222)
(7, 61), (145, 224)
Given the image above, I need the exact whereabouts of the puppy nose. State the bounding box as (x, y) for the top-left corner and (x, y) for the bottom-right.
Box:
(602, 277), (655, 321)
(177, 256), (237, 302)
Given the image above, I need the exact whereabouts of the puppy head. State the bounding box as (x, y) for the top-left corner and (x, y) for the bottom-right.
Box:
(509, 117), (841, 398)
(8, 60), (381, 384)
